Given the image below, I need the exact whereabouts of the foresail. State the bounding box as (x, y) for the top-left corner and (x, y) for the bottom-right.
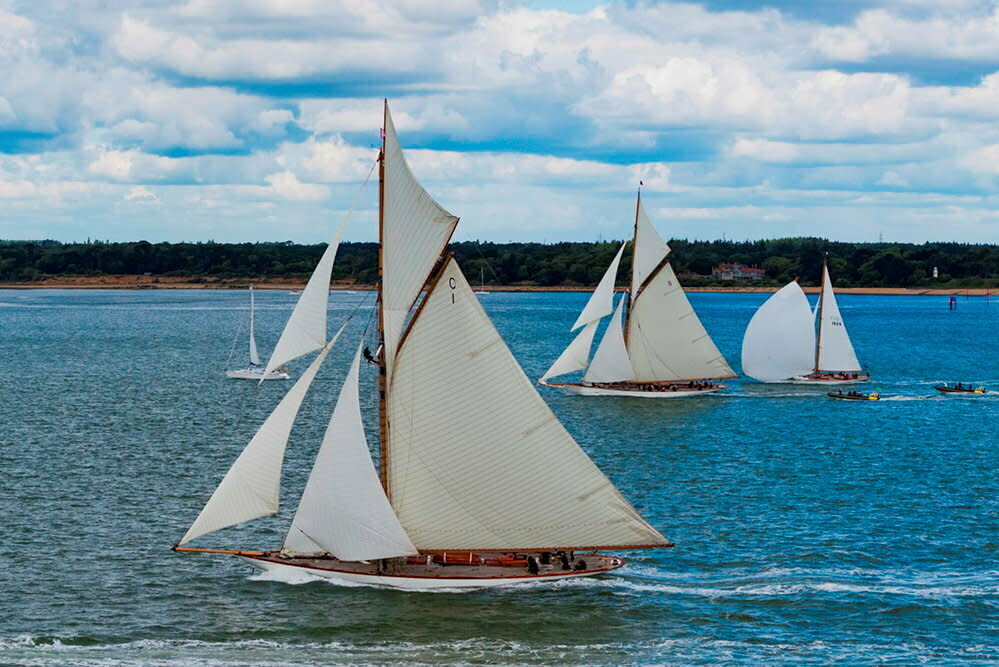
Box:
(387, 257), (668, 551)
(540, 320), (598, 382)
(631, 195), (670, 298)
(264, 236), (341, 375)
(741, 281), (815, 381)
(816, 266), (862, 372)
(284, 342), (416, 560)
(627, 263), (734, 381)
(248, 286), (261, 366)
(178, 324), (345, 545)
(381, 102), (459, 382)
(571, 243), (626, 330)
(583, 296), (633, 383)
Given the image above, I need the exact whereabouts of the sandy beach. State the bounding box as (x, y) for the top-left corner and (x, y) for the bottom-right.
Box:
(0, 274), (993, 296)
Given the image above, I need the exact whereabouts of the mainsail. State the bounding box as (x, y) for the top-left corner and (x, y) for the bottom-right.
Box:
(816, 263), (862, 372)
(248, 285), (261, 367)
(284, 342), (417, 560)
(179, 324), (346, 545)
(386, 257), (667, 550)
(741, 281), (815, 381)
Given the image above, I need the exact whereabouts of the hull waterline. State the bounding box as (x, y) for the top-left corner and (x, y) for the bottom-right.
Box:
(239, 552), (625, 590)
(543, 381), (724, 398)
(790, 374), (869, 385)
(225, 368), (291, 381)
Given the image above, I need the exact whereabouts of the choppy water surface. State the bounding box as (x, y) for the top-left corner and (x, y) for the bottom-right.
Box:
(1, 288), (996, 665)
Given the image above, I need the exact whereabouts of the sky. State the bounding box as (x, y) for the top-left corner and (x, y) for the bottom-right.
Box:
(2, 0), (999, 245)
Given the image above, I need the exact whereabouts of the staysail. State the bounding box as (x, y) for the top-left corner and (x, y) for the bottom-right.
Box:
(248, 285), (261, 367)
(386, 257), (668, 551)
(741, 281), (815, 381)
(583, 296), (633, 383)
(179, 324), (345, 545)
(263, 235), (342, 377)
(816, 264), (861, 372)
(539, 320), (598, 382)
(380, 103), (459, 381)
(571, 243), (626, 330)
(630, 194), (670, 298)
(284, 342), (417, 560)
(627, 263), (735, 381)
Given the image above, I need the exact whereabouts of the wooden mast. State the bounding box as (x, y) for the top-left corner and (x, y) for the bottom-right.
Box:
(814, 254), (827, 373)
(377, 99), (389, 495)
(622, 186), (640, 346)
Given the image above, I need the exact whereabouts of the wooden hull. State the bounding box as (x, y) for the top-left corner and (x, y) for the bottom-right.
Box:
(791, 373), (869, 385)
(542, 381), (724, 398)
(934, 385), (986, 395)
(827, 392), (879, 401)
(240, 552), (624, 590)
(225, 367), (291, 381)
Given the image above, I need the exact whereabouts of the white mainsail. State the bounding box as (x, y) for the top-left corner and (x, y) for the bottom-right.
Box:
(381, 103), (459, 381)
(571, 243), (626, 330)
(263, 235), (342, 377)
(179, 324), (345, 545)
(627, 263), (735, 381)
(583, 296), (633, 384)
(816, 264), (862, 372)
(631, 195), (670, 298)
(539, 320), (598, 382)
(284, 342), (417, 560)
(248, 285), (261, 366)
(741, 281), (815, 381)
(386, 257), (668, 550)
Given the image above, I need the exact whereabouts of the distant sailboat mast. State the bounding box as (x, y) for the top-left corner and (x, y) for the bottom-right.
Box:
(248, 285), (261, 367)
(814, 257), (826, 373)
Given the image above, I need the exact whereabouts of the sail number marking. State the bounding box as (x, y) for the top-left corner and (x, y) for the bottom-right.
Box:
(449, 276), (456, 303)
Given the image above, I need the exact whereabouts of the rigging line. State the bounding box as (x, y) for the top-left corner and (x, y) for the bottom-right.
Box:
(469, 242), (503, 283)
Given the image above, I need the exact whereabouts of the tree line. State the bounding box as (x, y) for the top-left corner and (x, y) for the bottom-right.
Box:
(1, 238), (996, 287)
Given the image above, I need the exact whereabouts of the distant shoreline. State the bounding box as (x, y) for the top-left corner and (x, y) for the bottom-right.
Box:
(0, 275), (994, 296)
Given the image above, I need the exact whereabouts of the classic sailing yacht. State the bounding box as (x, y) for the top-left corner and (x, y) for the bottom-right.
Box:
(538, 193), (735, 397)
(225, 286), (290, 381)
(174, 102), (670, 590)
(791, 258), (869, 384)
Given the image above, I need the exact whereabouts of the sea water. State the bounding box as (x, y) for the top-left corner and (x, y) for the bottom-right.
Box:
(0, 289), (996, 665)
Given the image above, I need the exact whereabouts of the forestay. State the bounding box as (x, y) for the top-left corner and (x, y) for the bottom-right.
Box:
(741, 281), (815, 381)
(387, 257), (668, 551)
(264, 235), (342, 376)
(179, 325), (345, 545)
(284, 343), (417, 560)
(248, 286), (261, 367)
(583, 296), (634, 383)
(631, 195), (670, 298)
(381, 102), (459, 381)
(627, 263), (735, 381)
(540, 320), (598, 382)
(571, 243), (626, 330)
(816, 265), (862, 372)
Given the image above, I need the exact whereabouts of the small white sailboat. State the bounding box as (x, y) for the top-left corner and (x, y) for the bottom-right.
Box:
(791, 258), (869, 384)
(225, 286), (291, 381)
(539, 192), (735, 397)
(475, 266), (490, 295)
(742, 263), (868, 384)
(175, 101), (670, 590)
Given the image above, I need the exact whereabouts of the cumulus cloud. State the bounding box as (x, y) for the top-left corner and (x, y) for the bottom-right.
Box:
(1, 0), (999, 242)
